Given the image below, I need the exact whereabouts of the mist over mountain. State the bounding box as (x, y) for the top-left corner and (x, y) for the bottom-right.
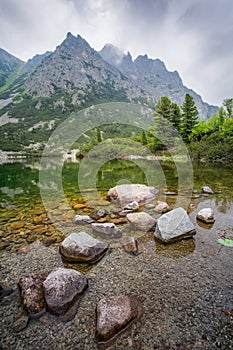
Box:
(0, 33), (218, 152)
(99, 43), (217, 119)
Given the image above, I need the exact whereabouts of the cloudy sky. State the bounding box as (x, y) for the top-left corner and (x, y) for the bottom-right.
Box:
(0, 0), (232, 106)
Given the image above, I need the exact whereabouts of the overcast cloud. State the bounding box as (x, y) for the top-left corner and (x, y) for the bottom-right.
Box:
(0, 0), (233, 106)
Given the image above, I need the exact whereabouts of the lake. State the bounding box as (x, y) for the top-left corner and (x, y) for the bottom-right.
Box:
(0, 158), (233, 349)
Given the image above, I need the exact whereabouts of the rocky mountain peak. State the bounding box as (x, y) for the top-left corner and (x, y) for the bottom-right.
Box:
(99, 43), (125, 66)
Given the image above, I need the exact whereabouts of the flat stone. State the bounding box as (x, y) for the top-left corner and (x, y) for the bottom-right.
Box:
(13, 314), (29, 332)
(121, 237), (139, 255)
(163, 191), (177, 196)
(154, 201), (170, 213)
(92, 223), (122, 239)
(43, 268), (88, 317)
(118, 209), (133, 217)
(0, 281), (14, 302)
(124, 201), (139, 211)
(202, 186), (214, 194)
(108, 184), (158, 207)
(73, 203), (87, 209)
(197, 208), (215, 224)
(60, 232), (109, 263)
(126, 212), (156, 231)
(90, 209), (107, 220)
(144, 203), (155, 209)
(18, 272), (49, 316)
(154, 207), (196, 243)
(111, 217), (127, 225)
(0, 241), (9, 250)
(72, 215), (94, 224)
(95, 294), (141, 342)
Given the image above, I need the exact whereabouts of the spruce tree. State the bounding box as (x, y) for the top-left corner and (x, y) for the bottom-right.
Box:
(141, 129), (148, 145)
(96, 127), (102, 143)
(170, 102), (181, 131)
(156, 96), (172, 121)
(181, 93), (199, 143)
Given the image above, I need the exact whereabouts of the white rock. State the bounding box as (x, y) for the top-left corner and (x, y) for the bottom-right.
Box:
(154, 207), (196, 243)
(197, 208), (215, 224)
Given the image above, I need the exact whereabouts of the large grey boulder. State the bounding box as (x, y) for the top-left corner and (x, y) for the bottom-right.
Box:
(18, 272), (49, 316)
(107, 184), (158, 207)
(154, 207), (196, 243)
(92, 223), (122, 239)
(60, 232), (109, 263)
(126, 212), (156, 231)
(197, 208), (215, 224)
(95, 294), (141, 342)
(43, 268), (88, 317)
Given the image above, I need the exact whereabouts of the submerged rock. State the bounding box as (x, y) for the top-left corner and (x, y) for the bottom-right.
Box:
(197, 208), (215, 224)
(13, 314), (29, 333)
(154, 207), (196, 243)
(107, 184), (158, 207)
(72, 215), (94, 224)
(126, 212), (156, 231)
(95, 294), (141, 342)
(92, 223), (122, 239)
(43, 268), (88, 317)
(18, 272), (49, 316)
(202, 186), (214, 194)
(60, 232), (109, 263)
(90, 209), (107, 220)
(0, 281), (14, 302)
(121, 237), (139, 255)
(124, 201), (139, 211)
(154, 201), (170, 213)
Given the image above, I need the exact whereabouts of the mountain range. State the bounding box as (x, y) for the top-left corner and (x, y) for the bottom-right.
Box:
(0, 32), (218, 152)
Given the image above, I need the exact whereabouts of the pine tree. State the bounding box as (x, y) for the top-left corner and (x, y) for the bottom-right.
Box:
(141, 129), (148, 145)
(155, 96), (172, 121)
(181, 93), (199, 143)
(170, 102), (181, 131)
(96, 127), (102, 143)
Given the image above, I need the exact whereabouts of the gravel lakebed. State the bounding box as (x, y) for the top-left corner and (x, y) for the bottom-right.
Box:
(0, 217), (232, 350)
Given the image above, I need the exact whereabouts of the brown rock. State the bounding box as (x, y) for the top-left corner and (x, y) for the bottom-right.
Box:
(126, 212), (156, 231)
(121, 237), (139, 255)
(18, 272), (49, 316)
(0, 281), (14, 302)
(154, 201), (170, 213)
(95, 294), (141, 342)
(73, 203), (87, 209)
(9, 222), (25, 231)
(26, 235), (37, 243)
(42, 237), (57, 246)
(111, 218), (128, 225)
(13, 314), (29, 332)
(0, 241), (9, 250)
